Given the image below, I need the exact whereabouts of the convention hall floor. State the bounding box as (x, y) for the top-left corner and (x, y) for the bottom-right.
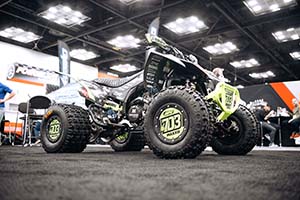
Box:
(0, 145), (299, 200)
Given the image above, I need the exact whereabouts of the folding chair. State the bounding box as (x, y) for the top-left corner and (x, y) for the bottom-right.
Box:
(12, 102), (34, 145)
(23, 96), (52, 146)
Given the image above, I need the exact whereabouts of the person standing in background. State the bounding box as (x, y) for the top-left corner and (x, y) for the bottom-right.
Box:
(289, 98), (300, 139)
(0, 82), (16, 124)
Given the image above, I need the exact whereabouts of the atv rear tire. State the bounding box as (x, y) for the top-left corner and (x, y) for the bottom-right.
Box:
(210, 105), (258, 155)
(41, 104), (91, 153)
(110, 130), (145, 152)
(144, 86), (211, 159)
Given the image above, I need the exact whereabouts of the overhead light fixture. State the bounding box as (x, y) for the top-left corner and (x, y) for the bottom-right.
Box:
(70, 49), (98, 61)
(290, 51), (300, 60)
(236, 85), (245, 89)
(244, 0), (297, 16)
(0, 27), (42, 43)
(203, 41), (238, 55)
(110, 64), (138, 73)
(119, 0), (141, 5)
(164, 16), (208, 35)
(272, 27), (300, 42)
(38, 4), (90, 27)
(249, 71), (275, 79)
(230, 58), (260, 68)
(107, 35), (141, 49)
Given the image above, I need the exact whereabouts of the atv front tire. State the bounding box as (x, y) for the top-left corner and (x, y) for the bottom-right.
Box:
(144, 86), (211, 159)
(210, 105), (258, 155)
(41, 104), (91, 153)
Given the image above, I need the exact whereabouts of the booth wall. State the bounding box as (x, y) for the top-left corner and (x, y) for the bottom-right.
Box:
(240, 81), (300, 111)
(0, 41), (97, 122)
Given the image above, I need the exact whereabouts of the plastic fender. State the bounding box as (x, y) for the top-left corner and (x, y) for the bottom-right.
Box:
(146, 49), (186, 68)
(205, 82), (241, 121)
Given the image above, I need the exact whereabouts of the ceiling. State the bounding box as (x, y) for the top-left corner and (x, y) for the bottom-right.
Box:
(0, 0), (299, 86)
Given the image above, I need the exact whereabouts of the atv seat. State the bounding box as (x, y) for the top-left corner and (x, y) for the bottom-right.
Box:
(93, 71), (143, 88)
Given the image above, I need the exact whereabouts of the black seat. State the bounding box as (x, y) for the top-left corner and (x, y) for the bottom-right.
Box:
(29, 95), (52, 110)
(93, 71), (143, 88)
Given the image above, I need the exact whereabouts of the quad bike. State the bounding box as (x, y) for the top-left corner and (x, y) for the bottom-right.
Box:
(41, 18), (259, 158)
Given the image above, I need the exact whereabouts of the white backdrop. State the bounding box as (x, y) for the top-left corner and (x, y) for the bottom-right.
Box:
(0, 41), (98, 121)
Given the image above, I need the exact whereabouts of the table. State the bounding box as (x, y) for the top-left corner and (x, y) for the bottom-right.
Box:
(269, 115), (291, 147)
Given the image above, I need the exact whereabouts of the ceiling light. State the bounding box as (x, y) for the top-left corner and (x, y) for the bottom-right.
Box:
(248, 0), (257, 6)
(249, 58), (259, 65)
(62, 6), (72, 13)
(245, 63), (252, 68)
(119, 0), (141, 5)
(0, 27), (41, 43)
(269, 4), (280, 11)
(290, 51), (300, 60)
(110, 64), (138, 73)
(107, 35), (141, 49)
(230, 58), (260, 69)
(49, 7), (57, 13)
(266, 71), (274, 76)
(244, 0), (297, 16)
(253, 5), (262, 12)
(203, 41), (238, 55)
(272, 27), (300, 42)
(70, 49), (98, 61)
(291, 34), (300, 40)
(164, 16), (208, 35)
(236, 85), (245, 89)
(249, 71), (275, 79)
(38, 4), (90, 27)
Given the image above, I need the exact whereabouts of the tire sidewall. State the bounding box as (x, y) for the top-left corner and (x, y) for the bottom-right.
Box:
(216, 109), (245, 146)
(211, 105), (257, 155)
(145, 90), (206, 153)
(41, 105), (69, 153)
(110, 132), (132, 151)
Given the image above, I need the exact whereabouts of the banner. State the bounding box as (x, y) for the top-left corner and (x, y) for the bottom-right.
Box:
(6, 62), (58, 86)
(58, 40), (70, 87)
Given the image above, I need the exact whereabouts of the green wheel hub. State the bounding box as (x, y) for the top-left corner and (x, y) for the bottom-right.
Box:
(47, 117), (62, 142)
(115, 132), (129, 143)
(154, 103), (188, 144)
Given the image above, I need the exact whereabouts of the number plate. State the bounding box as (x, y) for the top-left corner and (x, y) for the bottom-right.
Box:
(159, 108), (184, 140)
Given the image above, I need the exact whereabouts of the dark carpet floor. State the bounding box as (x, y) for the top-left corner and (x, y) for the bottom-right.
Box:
(0, 146), (299, 200)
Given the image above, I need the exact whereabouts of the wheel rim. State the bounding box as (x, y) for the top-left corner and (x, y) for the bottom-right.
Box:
(217, 115), (243, 145)
(115, 132), (129, 144)
(46, 116), (62, 143)
(154, 103), (189, 144)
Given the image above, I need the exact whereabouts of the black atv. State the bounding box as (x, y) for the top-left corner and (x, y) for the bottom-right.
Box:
(41, 18), (258, 158)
